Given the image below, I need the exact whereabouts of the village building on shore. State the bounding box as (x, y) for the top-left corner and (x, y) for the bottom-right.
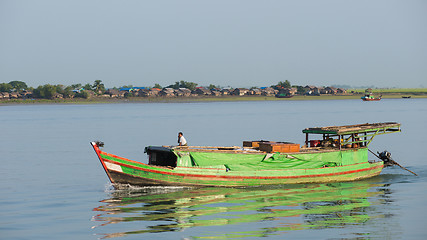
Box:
(1, 84), (349, 101)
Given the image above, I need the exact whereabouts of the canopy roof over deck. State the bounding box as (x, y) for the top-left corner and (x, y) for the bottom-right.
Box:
(303, 122), (401, 148)
(303, 122), (401, 135)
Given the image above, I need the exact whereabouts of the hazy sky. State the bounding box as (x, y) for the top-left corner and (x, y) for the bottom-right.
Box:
(1, 0), (426, 88)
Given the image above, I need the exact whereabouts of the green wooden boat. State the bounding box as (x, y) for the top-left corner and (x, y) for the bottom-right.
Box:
(91, 122), (401, 187)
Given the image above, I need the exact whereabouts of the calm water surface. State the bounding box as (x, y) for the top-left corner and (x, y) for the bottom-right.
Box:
(1, 99), (426, 239)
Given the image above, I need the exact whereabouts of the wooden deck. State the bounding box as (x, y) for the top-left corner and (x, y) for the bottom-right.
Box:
(167, 145), (343, 155)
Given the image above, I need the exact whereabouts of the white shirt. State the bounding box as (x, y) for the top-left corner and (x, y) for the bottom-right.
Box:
(179, 136), (187, 146)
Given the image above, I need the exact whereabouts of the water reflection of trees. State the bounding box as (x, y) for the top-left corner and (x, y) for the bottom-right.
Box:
(92, 181), (388, 239)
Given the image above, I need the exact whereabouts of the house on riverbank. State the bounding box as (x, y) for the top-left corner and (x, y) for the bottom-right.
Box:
(232, 88), (249, 96)
(193, 87), (211, 96)
(159, 88), (175, 97)
(0, 92), (10, 99)
(175, 88), (192, 97)
(261, 87), (277, 96)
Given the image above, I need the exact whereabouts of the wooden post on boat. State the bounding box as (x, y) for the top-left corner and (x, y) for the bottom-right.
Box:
(363, 133), (367, 147)
(305, 133), (309, 147)
(352, 134), (355, 148)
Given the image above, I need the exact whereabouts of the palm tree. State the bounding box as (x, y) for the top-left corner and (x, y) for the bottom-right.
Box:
(92, 80), (105, 94)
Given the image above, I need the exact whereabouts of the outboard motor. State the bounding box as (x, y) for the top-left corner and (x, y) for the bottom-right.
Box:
(378, 150), (393, 166)
(371, 149), (417, 176)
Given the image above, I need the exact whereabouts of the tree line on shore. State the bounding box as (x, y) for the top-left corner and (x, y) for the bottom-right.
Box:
(1, 79), (347, 100)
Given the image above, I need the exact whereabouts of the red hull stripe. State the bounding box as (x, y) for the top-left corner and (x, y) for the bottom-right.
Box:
(101, 157), (383, 180)
(102, 151), (150, 166)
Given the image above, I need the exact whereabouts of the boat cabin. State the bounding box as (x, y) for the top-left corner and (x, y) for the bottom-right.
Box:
(145, 146), (177, 167)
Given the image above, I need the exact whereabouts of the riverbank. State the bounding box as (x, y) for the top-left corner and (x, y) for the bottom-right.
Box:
(1, 92), (426, 105)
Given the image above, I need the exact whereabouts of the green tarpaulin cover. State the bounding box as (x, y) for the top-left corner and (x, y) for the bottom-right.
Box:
(173, 149), (368, 171)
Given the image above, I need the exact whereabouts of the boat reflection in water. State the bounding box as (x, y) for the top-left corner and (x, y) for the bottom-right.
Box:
(92, 180), (390, 239)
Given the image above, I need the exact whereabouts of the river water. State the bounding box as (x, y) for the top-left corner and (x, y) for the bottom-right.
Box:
(1, 98), (426, 239)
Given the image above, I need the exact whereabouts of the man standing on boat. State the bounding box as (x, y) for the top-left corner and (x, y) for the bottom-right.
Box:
(178, 132), (187, 146)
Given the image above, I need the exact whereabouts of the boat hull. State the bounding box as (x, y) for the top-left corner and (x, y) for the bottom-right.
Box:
(361, 97), (381, 101)
(92, 143), (384, 187)
(361, 95), (381, 101)
(106, 162), (383, 187)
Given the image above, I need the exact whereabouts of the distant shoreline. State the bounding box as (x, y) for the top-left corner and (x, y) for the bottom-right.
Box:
(1, 93), (426, 105)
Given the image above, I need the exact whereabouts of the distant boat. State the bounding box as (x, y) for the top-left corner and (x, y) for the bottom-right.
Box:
(91, 122), (402, 188)
(361, 95), (381, 101)
(361, 89), (381, 101)
(402, 96), (411, 99)
(275, 93), (294, 98)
